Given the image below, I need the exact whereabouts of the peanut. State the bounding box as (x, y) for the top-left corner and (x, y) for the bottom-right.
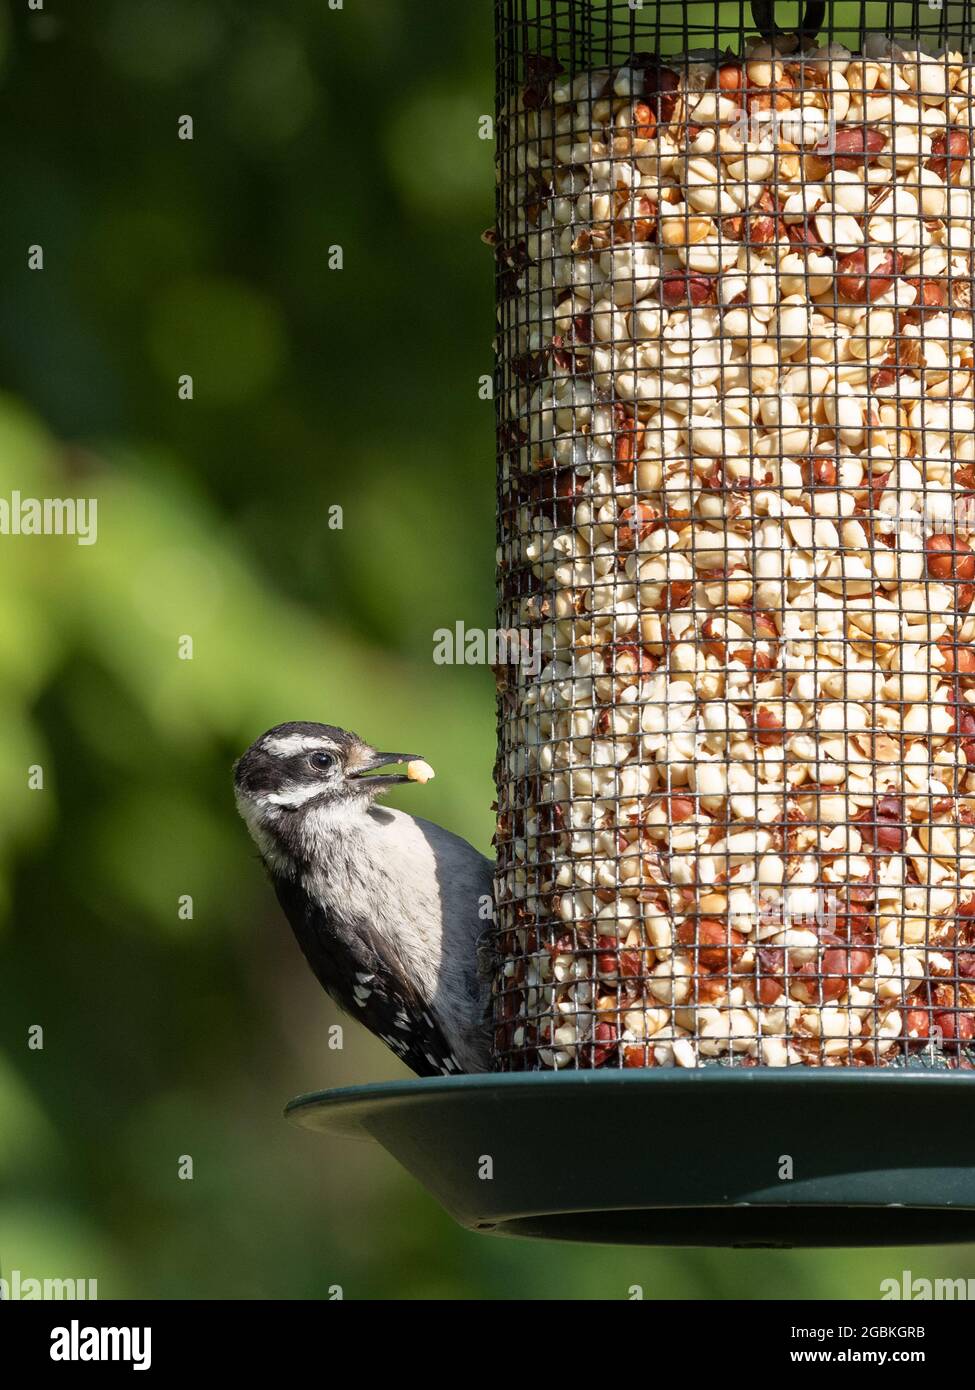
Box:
(815, 124), (886, 169)
(659, 270), (714, 306)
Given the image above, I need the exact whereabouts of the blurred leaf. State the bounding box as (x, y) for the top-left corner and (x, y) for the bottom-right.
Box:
(386, 84), (492, 219)
(101, 0), (224, 84)
(147, 277), (288, 405)
(222, 19), (319, 148)
(0, 1056), (62, 1178)
(0, 1201), (125, 1296)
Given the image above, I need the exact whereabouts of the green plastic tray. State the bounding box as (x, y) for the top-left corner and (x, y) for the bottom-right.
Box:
(286, 1069), (975, 1248)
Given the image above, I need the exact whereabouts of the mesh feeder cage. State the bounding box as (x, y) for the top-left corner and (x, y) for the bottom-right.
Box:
(288, 0), (975, 1248)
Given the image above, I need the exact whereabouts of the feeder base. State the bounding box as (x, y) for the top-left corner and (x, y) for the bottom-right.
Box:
(286, 1070), (975, 1248)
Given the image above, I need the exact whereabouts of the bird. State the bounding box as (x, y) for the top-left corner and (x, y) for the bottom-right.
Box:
(234, 721), (495, 1076)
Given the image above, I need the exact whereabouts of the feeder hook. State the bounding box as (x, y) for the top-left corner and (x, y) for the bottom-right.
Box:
(751, 2), (827, 41)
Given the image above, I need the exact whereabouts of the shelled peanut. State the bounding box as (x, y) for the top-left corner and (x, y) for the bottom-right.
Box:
(493, 35), (975, 1068)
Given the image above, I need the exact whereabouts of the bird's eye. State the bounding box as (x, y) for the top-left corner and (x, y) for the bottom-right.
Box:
(308, 750), (336, 773)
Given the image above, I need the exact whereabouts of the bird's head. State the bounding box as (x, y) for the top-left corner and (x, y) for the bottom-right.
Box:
(234, 722), (422, 828)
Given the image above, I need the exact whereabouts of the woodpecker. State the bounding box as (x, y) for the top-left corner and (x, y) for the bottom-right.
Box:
(234, 722), (494, 1076)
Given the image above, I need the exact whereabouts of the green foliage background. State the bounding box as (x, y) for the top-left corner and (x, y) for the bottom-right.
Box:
(0, 0), (971, 1299)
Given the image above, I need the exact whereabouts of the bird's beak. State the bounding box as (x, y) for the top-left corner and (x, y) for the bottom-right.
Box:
(349, 752), (422, 787)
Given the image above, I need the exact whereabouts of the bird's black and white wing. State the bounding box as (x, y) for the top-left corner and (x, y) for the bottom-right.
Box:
(272, 874), (467, 1077)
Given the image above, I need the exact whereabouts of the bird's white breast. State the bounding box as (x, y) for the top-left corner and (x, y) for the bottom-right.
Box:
(298, 803), (447, 994)
(294, 799), (493, 1071)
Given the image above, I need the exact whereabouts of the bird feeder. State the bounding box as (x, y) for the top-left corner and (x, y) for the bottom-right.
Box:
(289, 0), (975, 1247)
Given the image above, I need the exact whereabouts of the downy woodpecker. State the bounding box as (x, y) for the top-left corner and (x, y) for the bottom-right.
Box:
(234, 722), (494, 1075)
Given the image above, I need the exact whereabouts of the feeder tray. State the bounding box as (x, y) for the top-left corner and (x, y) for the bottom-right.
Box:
(287, 1069), (975, 1247)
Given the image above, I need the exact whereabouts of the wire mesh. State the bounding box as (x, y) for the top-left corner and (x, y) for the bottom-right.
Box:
(492, 0), (975, 1070)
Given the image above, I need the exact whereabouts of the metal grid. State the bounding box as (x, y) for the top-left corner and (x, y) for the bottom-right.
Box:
(491, 0), (975, 1069)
